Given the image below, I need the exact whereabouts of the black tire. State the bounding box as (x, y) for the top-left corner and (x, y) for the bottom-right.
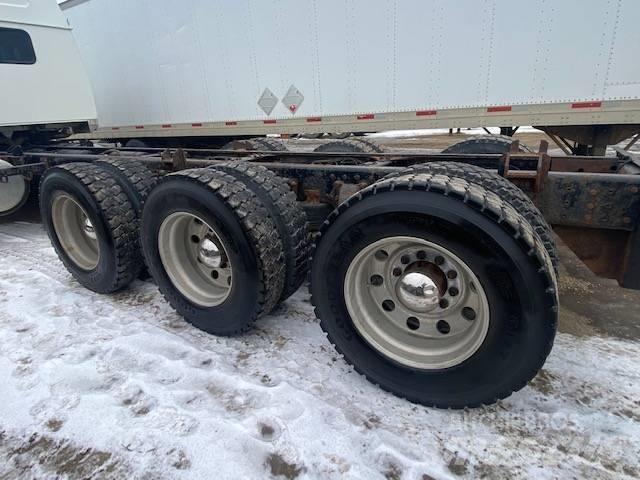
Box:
(94, 159), (158, 216)
(39, 163), (142, 293)
(252, 137), (288, 151)
(442, 134), (532, 154)
(94, 159), (160, 278)
(313, 139), (374, 154)
(221, 139), (261, 151)
(221, 137), (287, 152)
(383, 162), (558, 275)
(310, 171), (558, 408)
(299, 133), (323, 139)
(349, 137), (385, 153)
(125, 139), (149, 149)
(141, 168), (285, 335)
(327, 132), (351, 139)
(212, 162), (311, 301)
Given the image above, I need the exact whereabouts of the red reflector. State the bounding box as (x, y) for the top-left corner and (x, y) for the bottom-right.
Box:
(225, 121), (237, 126)
(191, 123), (203, 127)
(135, 125), (144, 129)
(416, 110), (437, 116)
(111, 127), (120, 131)
(487, 106), (512, 113)
(572, 101), (602, 109)
(263, 120), (277, 124)
(161, 124), (172, 128)
(357, 114), (375, 120)
(306, 117), (322, 122)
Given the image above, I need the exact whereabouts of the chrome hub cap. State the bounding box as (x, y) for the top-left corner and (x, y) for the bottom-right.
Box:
(397, 272), (440, 312)
(344, 236), (490, 369)
(83, 217), (97, 240)
(197, 236), (223, 268)
(158, 213), (232, 307)
(51, 193), (101, 271)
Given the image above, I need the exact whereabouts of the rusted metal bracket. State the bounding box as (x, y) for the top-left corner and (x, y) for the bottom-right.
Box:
(329, 180), (370, 205)
(161, 148), (188, 170)
(499, 140), (551, 193)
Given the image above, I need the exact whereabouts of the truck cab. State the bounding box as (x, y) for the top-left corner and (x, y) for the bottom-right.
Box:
(0, 0), (96, 148)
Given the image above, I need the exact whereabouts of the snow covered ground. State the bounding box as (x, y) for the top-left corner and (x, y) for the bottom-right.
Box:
(1, 221), (639, 479)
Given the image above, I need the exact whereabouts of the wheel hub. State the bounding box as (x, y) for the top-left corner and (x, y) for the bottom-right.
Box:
(344, 236), (490, 370)
(198, 236), (224, 268)
(51, 193), (101, 271)
(158, 213), (233, 307)
(396, 271), (439, 312)
(83, 216), (97, 240)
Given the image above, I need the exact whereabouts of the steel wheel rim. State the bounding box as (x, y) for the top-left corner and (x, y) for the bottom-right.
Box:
(51, 192), (101, 271)
(344, 236), (490, 370)
(158, 212), (232, 307)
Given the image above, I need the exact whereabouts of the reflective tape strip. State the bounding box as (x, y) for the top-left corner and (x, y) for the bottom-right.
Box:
(572, 101), (602, 109)
(487, 106), (512, 113)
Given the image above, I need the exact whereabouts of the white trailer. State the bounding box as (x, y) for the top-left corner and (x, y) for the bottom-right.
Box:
(61, 0), (640, 153)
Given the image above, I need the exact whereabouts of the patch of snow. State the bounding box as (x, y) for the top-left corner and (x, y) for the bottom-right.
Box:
(1, 222), (639, 479)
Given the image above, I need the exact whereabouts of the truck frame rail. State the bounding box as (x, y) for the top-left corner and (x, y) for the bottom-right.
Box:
(2, 142), (639, 289)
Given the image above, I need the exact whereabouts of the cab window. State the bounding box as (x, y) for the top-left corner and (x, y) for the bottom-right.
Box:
(0, 27), (36, 64)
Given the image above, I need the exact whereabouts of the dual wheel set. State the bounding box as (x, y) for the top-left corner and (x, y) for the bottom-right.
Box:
(39, 159), (559, 408)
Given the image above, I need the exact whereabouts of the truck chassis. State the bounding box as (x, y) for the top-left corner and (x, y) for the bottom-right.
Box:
(1, 141), (639, 408)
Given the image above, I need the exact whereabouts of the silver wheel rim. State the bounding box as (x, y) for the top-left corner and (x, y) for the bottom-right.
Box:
(344, 236), (490, 370)
(158, 212), (232, 307)
(51, 193), (100, 270)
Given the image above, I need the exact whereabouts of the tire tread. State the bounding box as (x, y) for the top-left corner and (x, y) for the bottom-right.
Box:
(44, 162), (142, 292)
(158, 168), (285, 331)
(384, 162), (558, 275)
(213, 162), (311, 301)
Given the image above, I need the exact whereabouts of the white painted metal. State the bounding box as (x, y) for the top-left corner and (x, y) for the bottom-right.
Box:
(0, 0), (96, 129)
(0, 159), (28, 215)
(60, 0), (640, 138)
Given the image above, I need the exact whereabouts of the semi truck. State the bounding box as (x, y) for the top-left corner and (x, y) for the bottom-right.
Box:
(1, 0), (640, 409)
